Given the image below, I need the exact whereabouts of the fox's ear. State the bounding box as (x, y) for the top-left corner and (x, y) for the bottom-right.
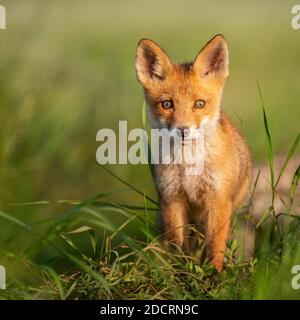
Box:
(135, 39), (172, 86)
(193, 35), (229, 81)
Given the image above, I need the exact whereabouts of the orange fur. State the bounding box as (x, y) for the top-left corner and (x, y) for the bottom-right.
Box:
(135, 35), (252, 271)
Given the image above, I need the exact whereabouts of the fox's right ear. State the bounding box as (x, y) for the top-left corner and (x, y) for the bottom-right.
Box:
(135, 39), (172, 86)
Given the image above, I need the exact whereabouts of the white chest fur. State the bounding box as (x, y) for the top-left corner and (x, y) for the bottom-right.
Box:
(156, 161), (222, 204)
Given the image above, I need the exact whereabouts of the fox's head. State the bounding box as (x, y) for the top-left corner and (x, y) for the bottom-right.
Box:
(135, 35), (229, 139)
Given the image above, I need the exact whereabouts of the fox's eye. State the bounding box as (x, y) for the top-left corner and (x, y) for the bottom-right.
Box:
(195, 99), (206, 109)
(161, 100), (173, 109)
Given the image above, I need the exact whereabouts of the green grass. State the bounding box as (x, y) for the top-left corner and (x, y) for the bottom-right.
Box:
(1, 105), (299, 299)
(0, 0), (300, 300)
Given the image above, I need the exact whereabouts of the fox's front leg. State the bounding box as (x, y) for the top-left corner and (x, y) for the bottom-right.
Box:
(160, 198), (189, 252)
(206, 197), (232, 272)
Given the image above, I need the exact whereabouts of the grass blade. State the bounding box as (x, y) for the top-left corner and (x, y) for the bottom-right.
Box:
(288, 165), (300, 214)
(275, 132), (300, 189)
(96, 162), (159, 205)
(0, 210), (32, 230)
(257, 81), (274, 192)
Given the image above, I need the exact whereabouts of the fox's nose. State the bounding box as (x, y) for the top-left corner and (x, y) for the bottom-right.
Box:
(177, 126), (190, 139)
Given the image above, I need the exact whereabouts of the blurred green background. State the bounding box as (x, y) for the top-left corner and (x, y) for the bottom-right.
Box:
(0, 0), (299, 277)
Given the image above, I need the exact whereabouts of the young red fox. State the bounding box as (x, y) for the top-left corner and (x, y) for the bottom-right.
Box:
(135, 35), (252, 271)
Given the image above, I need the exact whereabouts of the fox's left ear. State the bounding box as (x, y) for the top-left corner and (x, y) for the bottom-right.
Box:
(193, 35), (229, 81)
